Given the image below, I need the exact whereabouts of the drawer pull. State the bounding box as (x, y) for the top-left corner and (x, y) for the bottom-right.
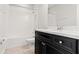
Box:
(59, 41), (63, 44)
(41, 42), (45, 46)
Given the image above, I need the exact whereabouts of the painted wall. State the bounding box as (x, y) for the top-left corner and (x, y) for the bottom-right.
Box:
(0, 5), (8, 38)
(48, 13), (56, 26)
(48, 5), (57, 27)
(0, 5), (35, 48)
(56, 4), (77, 26)
(7, 5), (34, 39)
(48, 4), (77, 27)
(34, 4), (48, 29)
(77, 4), (79, 26)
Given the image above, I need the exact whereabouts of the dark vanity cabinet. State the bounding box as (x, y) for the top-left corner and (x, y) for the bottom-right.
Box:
(35, 31), (46, 54)
(35, 31), (78, 54)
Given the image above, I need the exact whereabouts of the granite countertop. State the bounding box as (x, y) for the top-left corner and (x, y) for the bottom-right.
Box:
(36, 29), (79, 39)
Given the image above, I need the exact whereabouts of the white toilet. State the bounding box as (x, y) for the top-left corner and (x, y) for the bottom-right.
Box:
(25, 38), (35, 54)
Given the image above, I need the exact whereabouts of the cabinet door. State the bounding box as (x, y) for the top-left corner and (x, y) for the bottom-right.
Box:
(40, 41), (46, 54)
(35, 36), (40, 54)
(35, 32), (46, 54)
(77, 40), (79, 54)
(46, 43), (63, 54)
(46, 42), (74, 54)
(35, 38), (46, 54)
(53, 35), (76, 53)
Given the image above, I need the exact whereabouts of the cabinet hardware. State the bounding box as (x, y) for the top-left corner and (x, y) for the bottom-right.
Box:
(41, 42), (45, 46)
(59, 41), (63, 44)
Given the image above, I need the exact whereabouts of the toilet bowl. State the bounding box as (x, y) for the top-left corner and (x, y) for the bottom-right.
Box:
(25, 38), (35, 46)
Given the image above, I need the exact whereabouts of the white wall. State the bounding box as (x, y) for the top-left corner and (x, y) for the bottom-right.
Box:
(7, 5), (34, 39)
(48, 5), (57, 27)
(48, 13), (56, 26)
(6, 5), (35, 48)
(77, 4), (79, 26)
(0, 5), (35, 48)
(48, 4), (77, 27)
(33, 5), (39, 29)
(56, 4), (77, 26)
(34, 4), (48, 29)
(0, 5), (8, 38)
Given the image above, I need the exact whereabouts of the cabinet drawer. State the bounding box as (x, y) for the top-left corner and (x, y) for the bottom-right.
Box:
(54, 35), (76, 53)
(77, 40), (79, 54)
(46, 43), (73, 54)
(35, 31), (54, 39)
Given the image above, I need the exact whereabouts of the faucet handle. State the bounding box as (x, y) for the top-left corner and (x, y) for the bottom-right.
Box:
(57, 24), (63, 30)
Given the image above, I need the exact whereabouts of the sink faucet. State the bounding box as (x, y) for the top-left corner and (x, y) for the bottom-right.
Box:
(57, 24), (63, 30)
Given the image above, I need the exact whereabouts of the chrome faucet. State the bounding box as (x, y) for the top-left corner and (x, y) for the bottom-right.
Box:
(57, 24), (63, 30)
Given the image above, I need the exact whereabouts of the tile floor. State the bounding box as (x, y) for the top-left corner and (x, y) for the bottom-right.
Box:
(4, 45), (34, 54)
(4, 38), (35, 54)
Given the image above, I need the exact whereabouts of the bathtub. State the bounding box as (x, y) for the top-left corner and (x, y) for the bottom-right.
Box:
(6, 36), (35, 49)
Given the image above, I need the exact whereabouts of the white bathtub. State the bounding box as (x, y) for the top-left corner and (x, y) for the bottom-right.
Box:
(6, 37), (35, 49)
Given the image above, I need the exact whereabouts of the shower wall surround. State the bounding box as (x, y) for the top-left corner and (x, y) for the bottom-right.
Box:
(0, 4), (35, 48)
